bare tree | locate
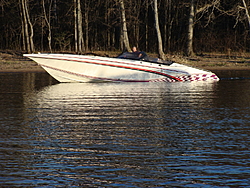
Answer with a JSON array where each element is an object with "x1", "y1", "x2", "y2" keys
[
  {"x1": 42, "y1": 0, "x2": 52, "y2": 52},
  {"x1": 1, "y1": 0, "x2": 250, "y2": 54},
  {"x1": 20, "y1": 0, "x2": 34, "y2": 53},
  {"x1": 74, "y1": 0, "x2": 85, "y2": 53},
  {"x1": 151, "y1": 0, "x2": 165, "y2": 60},
  {"x1": 144, "y1": 0, "x2": 149, "y2": 51},
  {"x1": 186, "y1": 0, "x2": 195, "y2": 56},
  {"x1": 186, "y1": 0, "x2": 220, "y2": 56},
  {"x1": 164, "y1": 0, "x2": 174, "y2": 53},
  {"x1": 119, "y1": 0, "x2": 131, "y2": 52},
  {"x1": 83, "y1": 0, "x2": 90, "y2": 51}
]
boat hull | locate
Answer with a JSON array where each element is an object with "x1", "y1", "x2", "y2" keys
[{"x1": 24, "y1": 54, "x2": 219, "y2": 82}]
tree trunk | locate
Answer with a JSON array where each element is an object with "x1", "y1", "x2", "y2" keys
[
  {"x1": 164, "y1": 0, "x2": 173, "y2": 53},
  {"x1": 77, "y1": 0, "x2": 84, "y2": 53},
  {"x1": 22, "y1": 0, "x2": 30, "y2": 52},
  {"x1": 42, "y1": 0, "x2": 52, "y2": 52},
  {"x1": 19, "y1": 1, "x2": 26, "y2": 51},
  {"x1": 20, "y1": 0, "x2": 34, "y2": 53},
  {"x1": 119, "y1": 0, "x2": 131, "y2": 52},
  {"x1": 186, "y1": 0, "x2": 195, "y2": 56},
  {"x1": 74, "y1": 0, "x2": 78, "y2": 52},
  {"x1": 25, "y1": 0, "x2": 34, "y2": 52},
  {"x1": 74, "y1": 0, "x2": 85, "y2": 53},
  {"x1": 84, "y1": 1, "x2": 89, "y2": 51},
  {"x1": 145, "y1": 0, "x2": 148, "y2": 52},
  {"x1": 152, "y1": 0, "x2": 165, "y2": 60}
]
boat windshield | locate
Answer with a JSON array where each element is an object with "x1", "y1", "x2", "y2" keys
[{"x1": 117, "y1": 52, "x2": 173, "y2": 65}]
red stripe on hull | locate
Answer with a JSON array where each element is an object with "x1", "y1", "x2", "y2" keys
[{"x1": 36, "y1": 56, "x2": 182, "y2": 82}]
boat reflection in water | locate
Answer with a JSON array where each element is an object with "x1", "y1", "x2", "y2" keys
[
  {"x1": 31, "y1": 81, "x2": 218, "y2": 125},
  {"x1": 26, "y1": 82, "x2": 221, "y2": 183}
]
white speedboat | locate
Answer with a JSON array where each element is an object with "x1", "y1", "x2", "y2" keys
[{"x1": 24, "y1": 52, "x2": 219, "y2": 82}]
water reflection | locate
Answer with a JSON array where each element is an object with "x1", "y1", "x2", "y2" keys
[
  {"x1": 29, "y1": 81, "x2": 219, "y2": 131},
  {"x1": 0, "y1": 72, "x2": 250, "y2": 187}
]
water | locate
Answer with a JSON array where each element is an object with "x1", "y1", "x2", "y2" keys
[{"x1": 0, "y1": 71, "x2": 250, "y2": 187}]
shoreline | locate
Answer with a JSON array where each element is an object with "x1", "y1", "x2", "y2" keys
[
  {"x1": 1, "y1": 50, "x2": 250, "y2": 73},
  {"x1": 1, "y1": 63, "x2": 250, "y2": 74},
  {"x1": 1, "y1": 61, "x2": 250, "y2": 73},
  {"x1": 0, "y1": 61, "x2": 46, "y2": 73}
]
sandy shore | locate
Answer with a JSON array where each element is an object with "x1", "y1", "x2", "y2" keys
[
  {"x1": 0, "y1": 61, "x2": 45, "y2": 72},
  {"x1": 1, "y1": 50, "x2": 250, "y2": 72},
  {"x1": 0, "y1": 51, "x2": 45, "y2": 73}
]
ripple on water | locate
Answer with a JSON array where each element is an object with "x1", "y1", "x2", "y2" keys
[{"x1": 0, "y1": 77, "x2": 250, "y2": 187}]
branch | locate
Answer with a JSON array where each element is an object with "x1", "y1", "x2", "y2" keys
[
  {"x1": 196, "y1": 0, "x2": 220, "y2": 14},
  {"x1": 195, "y1": 0, "x2": 220, "y2": 26},
  {"x1": 242, "y1": 0, "x2": 250, "y2": 29}
]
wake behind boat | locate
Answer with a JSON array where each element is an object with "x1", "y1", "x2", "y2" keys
[{"x1": 23, "y1": 52, "x2": 219, "y2": 82}]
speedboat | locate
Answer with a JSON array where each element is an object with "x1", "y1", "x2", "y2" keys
[{"x1": 24, "y1": 52, "x2": 219, "y2": 82}]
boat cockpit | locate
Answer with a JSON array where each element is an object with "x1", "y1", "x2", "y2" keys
[{"x1": 117, "y1": 52, "x2": 173, "y2": 66}]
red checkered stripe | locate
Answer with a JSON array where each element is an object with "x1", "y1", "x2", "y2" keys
[
  {"x1": 178, "y1": 74, "x2": 219, "y2": 81},
  {"x1": 150, "y1": 74, "x2": 219, "y2": 82},
  {"x1": 150, "y1": 77, "x2": 176, "y2": 82}
]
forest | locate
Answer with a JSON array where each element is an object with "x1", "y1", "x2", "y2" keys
[{"x1": 0, "y1": 0, "x2": 250, "y2": 57}]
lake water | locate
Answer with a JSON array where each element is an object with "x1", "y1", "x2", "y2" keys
[{"x1": 0, "y1": 71, "x2": 250, "y2": 187}]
